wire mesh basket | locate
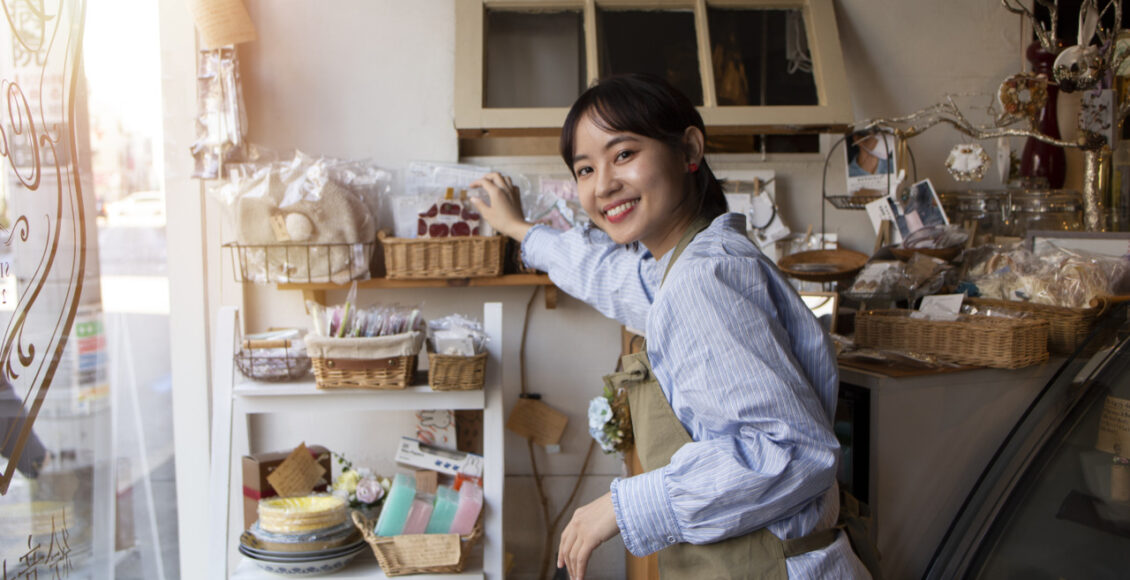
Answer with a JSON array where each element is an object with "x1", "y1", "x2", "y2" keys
[
  {"x1": 234, "y1": 339, "x2": 312, "y2": 382},
  {"x1": 225, "y1": 241, "x2": 377, "y2": 284}
]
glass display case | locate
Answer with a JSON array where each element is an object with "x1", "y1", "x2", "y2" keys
[{"x1": 926, "y1": 303, "x2": 1130, "y2": 579}]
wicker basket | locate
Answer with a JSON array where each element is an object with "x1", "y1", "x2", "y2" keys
[
  {"x1": 964, "y1": 297, "x2": 1100, "y2": 355},
  {"x1": 351, "y1": 511, "x2": 482, "y2": 576},
  {"x1": 854, "y1": 309, "x2": 1049, "y2": 369},
  {"x1": 379, "y1": 231, "x2": 505, "y2": 279},
  {"x1": 428, "y1": 351, "x2": 487, "y2": 391},
  {"x1": 307, "y1": 333, "x2": 423, "y2": 390}
]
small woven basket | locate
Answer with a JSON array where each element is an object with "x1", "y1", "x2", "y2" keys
[
  {"x1": 427, "y1": 351, "x2": 487, "y2": 391},
  {"x1": 379, "y1": 231, "x2": 505, "y2": 279},
  {"x1": 307, "y1": 333, "x2": 423, "y2": 390},
  {"x1": 351, "y1": 511, "x2": 482, "y2": 576},
  {"x1": 854, "y1": 309, "x2": 1049, "y2": 369},
  {"x1": 964, "y1": 297, "x2": 1100, "y2": 355}
]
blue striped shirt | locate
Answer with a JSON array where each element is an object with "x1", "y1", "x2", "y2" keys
[{"x1": 523, "y1": 213, "x2": 869, "y2": 578}]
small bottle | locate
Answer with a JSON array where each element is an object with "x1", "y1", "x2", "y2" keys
[
  {"x1": 374, "y1": 473, "x2": 416, "y2": 536},
  {"x1": 426, "y1": 485, "x2": 460, "y2": 534},
  {"x1": 402, "y1": 493, "x2": 435, "y2": 534}
]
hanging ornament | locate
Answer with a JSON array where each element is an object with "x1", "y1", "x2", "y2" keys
[
  {"x1": 1052, "y1": 0, "x2": 1103, "y2": 93},
  {"x1": 946, "y1": 143, "x2": 992, "y2": 182}
]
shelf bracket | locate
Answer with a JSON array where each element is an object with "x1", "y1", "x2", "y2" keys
[
  {"x1": 302, "y1": 289, "x2": 327, "y2": 312},
  {"x1": 544, "y1": 285, "x2": 558, "y2": 310}
]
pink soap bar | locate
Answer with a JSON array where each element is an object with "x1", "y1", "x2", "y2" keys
[
  {"x1": 402, "y1": 494, "x2": 435, "y2": 534},
  {"x1": 449, "y1": 483, "x2": 482, "y2": 535}
]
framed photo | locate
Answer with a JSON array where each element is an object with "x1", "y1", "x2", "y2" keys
[{"x1": 800, "y1": 291, "x2": 839, "y2": 334}]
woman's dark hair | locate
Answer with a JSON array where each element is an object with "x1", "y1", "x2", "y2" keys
[{"x1": 560, "y1": 73, "x2": 727, "y2": 221}]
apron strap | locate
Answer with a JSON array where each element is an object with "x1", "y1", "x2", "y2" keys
[{"x1": 660, "y1": 217, "x2": 713, "y2": 287}]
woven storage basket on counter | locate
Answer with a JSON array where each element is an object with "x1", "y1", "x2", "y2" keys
[
  {"x1": 378, "y1": 231, "x2": 504, "y2": 279},
  {"x1": 964, "y1": 297, "x2": 1100, "y2": 355},
  {"x1": 351, "y1": 511, "x2": 482, "y2": 576},
  {"x1": 427, "y1": 351, "x2": 487, "y2": 391},
  {"x1": 854, "y1": 309, "x2": 1049, "y2": 369},
  {"x1": 306, "y1": 332, "x2": 424, "y2": 389}
]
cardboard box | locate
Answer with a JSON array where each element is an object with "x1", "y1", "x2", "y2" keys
[
  {"x1": 242, "y1": 444, "x2": 332, "y2": 528},
  {"x1": 395, "y1": 437, "x2": 482, "y2": 477}
]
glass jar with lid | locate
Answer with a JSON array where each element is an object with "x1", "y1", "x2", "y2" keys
[
  {"x1": 937, "y1": 190, "x2": 1010, "y2": 236},
  {"x1": 1005, "y1": 189, "x2": 1083, "y2": 237}
]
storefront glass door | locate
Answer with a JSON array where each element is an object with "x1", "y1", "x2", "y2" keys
[{"x1": 0, "y1": 1, "x2": 177, "y2": 578}]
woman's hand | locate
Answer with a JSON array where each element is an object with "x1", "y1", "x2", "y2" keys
[
  {"x1": 468, "y1": 172, "x2": 532, "y2": 242},
  {"x1": 557, "y1": 491, "x2": 619, "y2": 580}
]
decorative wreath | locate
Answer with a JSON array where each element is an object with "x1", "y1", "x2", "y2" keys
[
  {"x1": 997, "y1": 73, "x2": 1048, "y2": 120},
  {"x1": 945, "y1": 143, "x2": 992, "y2": 182}
]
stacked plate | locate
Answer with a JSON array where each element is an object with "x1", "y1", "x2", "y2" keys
[
  {"x1": 240, "y1": 517, "x2": 366, "y2": 576},
  {"x1": 238, "y1": 538, "x2": 366, "y2": 577}
]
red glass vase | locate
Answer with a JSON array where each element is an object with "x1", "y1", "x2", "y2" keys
[{"x1": 1019, "y1": 41, "x2": 1066, "y2": 189}]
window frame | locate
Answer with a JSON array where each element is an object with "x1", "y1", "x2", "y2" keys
[{"x1": 455, "y1": 0, "x2": 853, "y2": 137}]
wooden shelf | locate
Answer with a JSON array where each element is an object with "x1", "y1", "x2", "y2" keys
[{"x1": 278, "y1": 274, "x2": 558, "y2": 308}]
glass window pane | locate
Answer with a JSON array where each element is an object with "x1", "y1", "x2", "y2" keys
[
  {"x1": 598, "y1": 9, "x2": 702, "y2": 105},
  {"x1": 485, "y1": 10, "x2": 586, "y2": 108},
  {"x1": 708, "y1": 7, "x2": 818, "y2": 106}
]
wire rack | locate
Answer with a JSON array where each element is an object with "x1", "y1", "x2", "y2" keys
[{"x1": 224, "y1": 241, "x2": 377, "y2": 284}]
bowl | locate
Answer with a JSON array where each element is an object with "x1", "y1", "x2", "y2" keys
[
  {"x1": 777, "y1": 249, "x2": 869, "y2": 283},
  {"x1": 888, "y1": 245, "x2": 962, "y2": 262},
  {"x1": 239, "y1": 542, "x2": 366, "y2": 576}
]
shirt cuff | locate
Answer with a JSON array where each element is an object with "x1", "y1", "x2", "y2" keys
[
  {"x1": 611, "y1": 471, "x2": 683, "y2": 557},
  {"x1": 519, "y1": 224, "x2": 555, "y2": 271}
]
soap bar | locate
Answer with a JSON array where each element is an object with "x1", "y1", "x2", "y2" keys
[
  {"x1": 426, "y1": 485, "x2": 459, "y2": 534},
  {"x1": 402, "y1": 493, "x2": 435, "y2": 534},
  {"x1": 374, "y1": 473, "x2": 416, "y2": 536},
  {"x1": 449, "y1": 483, "x2": 483, "y2": 535}
]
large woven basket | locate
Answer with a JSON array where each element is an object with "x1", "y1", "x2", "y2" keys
[
  {"x1": 964, "y1": 297, "x2": 1100, "y2": 355},
  {"x1": 351, "y1": 511, "x2": 482, "y2": 576},
  {"x1": 427, "y1": 351, "x2": 487, "y2": 391},
  {"x1": 306, "y1": 333, "x2": 423, "y2": 390},
  {"x1": 854, "y1": 309, "x2": 1049, "y2": 369},
  {"x1": 379, "y1": 231, "x2": 504, "y2": 279}
]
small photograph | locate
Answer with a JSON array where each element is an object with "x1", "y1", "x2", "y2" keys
[
  {"x1": 846, "y1": 130, "x2": 898, "y2": 198},
  {"x1": 903, "y1": 178, "x2": 949, "y2": 235}
]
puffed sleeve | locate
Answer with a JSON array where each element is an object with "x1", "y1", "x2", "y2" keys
[{"x1": 521, "y1": 224, "x2": 652, "y2": 330}]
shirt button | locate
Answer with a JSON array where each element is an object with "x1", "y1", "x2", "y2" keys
[{"x1": 666, "y1": 536, "x2": 676, "y2": 543}]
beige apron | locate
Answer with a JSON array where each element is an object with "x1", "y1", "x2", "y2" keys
[{"x1": 603, "y1": 218, "x2": 837, "y2": 579}]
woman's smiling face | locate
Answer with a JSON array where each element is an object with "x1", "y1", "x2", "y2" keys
[{"x1": 571, "y1": 113, "x2": 695, "y2": 258}]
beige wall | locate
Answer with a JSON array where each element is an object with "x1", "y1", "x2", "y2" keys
[{"x1": 228, "y1": 1, "x2": 1027, "y2": 578}]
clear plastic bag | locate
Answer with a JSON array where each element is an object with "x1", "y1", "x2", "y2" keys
[
  {"x1": 963, "y1": 242, "x2": 1130, "y2": 308},
  {"x1": 212, "y1": 152, "x2": 390, "y2": 283}
]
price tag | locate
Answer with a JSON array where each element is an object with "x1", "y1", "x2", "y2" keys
[
  {"x1": 269, "y1": 214, "x2": 291, "y2": 242},
  {"x1": 506, "y1": 398, "x2": 568, "y2": 447},
  {"x1": 267, "y1": 442, "x2": 326, "y2": 497}
]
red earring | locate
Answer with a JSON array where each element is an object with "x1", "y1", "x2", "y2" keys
[{"x1": 688, "y1": 162, "x2": 699, "y2": 173}]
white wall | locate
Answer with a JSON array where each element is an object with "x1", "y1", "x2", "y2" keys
[{"x1": 225, "y1": 1, "x2": 1028, "y2": 579}]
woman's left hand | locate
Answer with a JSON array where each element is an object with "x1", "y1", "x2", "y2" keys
[{"x1": 557, "y1": 491, "x2": 619, "y2": 580}]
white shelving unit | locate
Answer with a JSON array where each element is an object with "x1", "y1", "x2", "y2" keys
[{"x1": 208, "y1": 303, "x2": 505, "y2": 579}]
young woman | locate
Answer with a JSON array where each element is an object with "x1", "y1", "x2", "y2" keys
[{"x1": 470, "y1": 74, "x2": 869, "y2": 579}]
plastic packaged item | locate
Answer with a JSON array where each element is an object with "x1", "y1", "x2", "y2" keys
[
  {"x1": 375, "y1": 473, "x2": 416, "y2": 536},
  {"x1": 212, "y1": 151, "x2": 390, "y2": 283},
  {"x1": 426, "y1": 486, "x2": 459, "y2": 534},
  {"x1": 428, "y1": 314, "x2": 487, "y2": 356},
  {"x1": 402, "y1": 493, "x2": 435, "y2": 534},
  {"x1": 418, "y1": 188, "x2": 482, "y2": 238},
  {"x1": 257, "y1": 494, "x2": 347, "y2": 534},
  {"x1": 449, "y1": 483, "x2": 483, "y2": 535}
]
